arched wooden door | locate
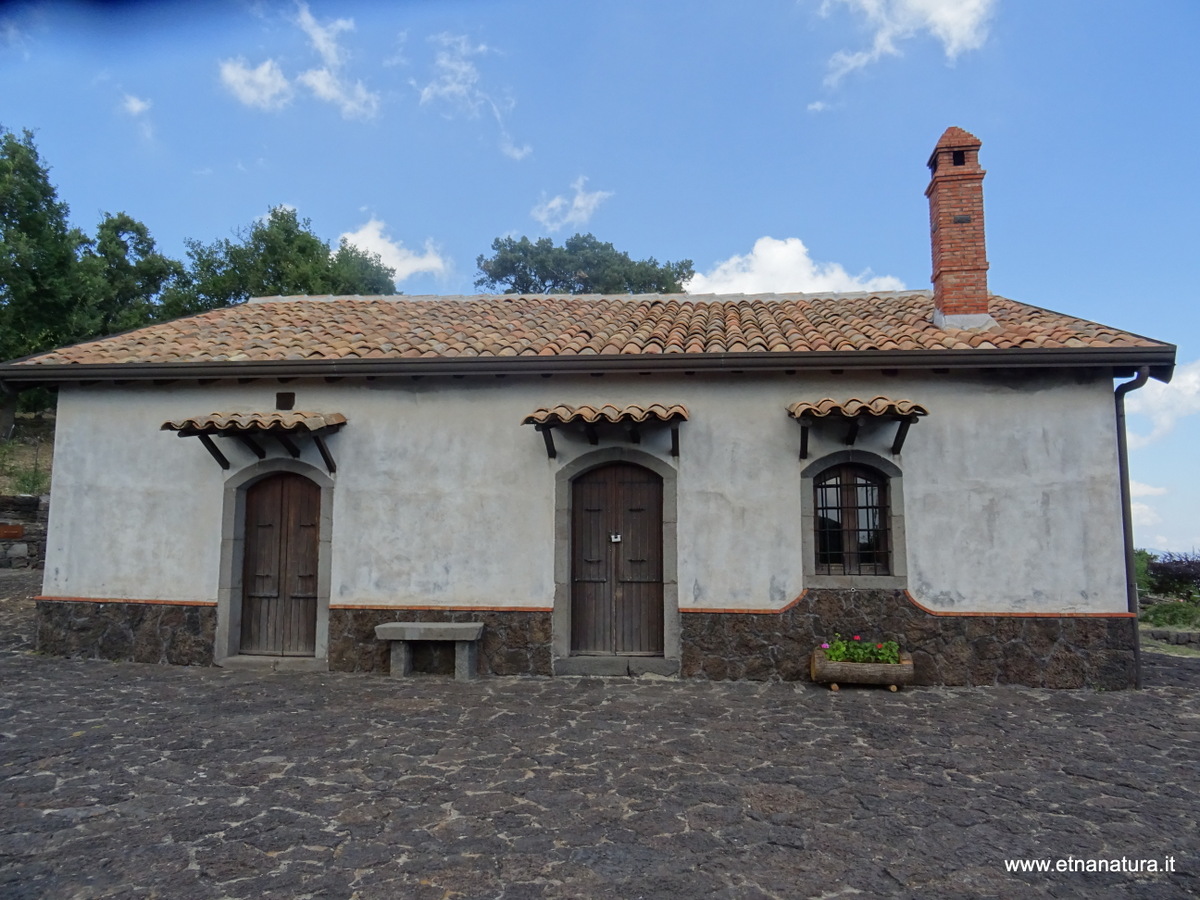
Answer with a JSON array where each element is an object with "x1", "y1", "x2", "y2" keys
[
  {"x1": 571, "y1": 463, "x2": 664, "y2": 656},
  {"x1": 240, "y1": 472, "x2": 320, "y2": 656}
]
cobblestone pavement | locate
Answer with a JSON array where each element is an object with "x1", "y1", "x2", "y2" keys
[{"x1": 2, "y1": 571, "x2": 1199, "y2": 899}]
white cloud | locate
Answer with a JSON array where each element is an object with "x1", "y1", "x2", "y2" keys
[
  {"x1": 1132, "y1": 502, "x2": 1161, "y2": 528},
  {"x1": 121, "y1": 94, "x2": 150, "y2": 116},
  {"x1": 820, "y1": 0, "x2": 996, "y2": 85},
  {"x1": 1126, "y1": 359, "x2": 1200, "y2": 448},
  {"x1": 500, "y1": 134, "x2": 533, "y2": 161},
  {"x1": 219, "y1": 4, "x2": 378, "y2": 119},
  {"x1": 531, "y1": 177, "x2": 613, "y2": 232},
  {"x1": 416, "y1": 33, "x2": 530, "y2": 159},
  {"x1": 807, "y1": 100, "x2": 829, "y2": 113},
  {"x1": 294, "y1": 1, "x2": 352, "y2": 69},
  {"x1": 120, "y1": 93, "x2": 154, "y2": 140},
  {"x1": 1130, "y1": 481, "x2": 1167, "y2": 498},
  {"x1": 687, "y1": 236, "x2": 905, "y2": 294},
  {"x1": 417, "y1": 33, "x2": 489, "y2": 114},
  {"x1": 339, "y1": 218, "x2": 447, "y2": 283},
  {"x1": 297, "y1": 67, "x2": 379, "y2": 119},
  {"x1": 220, "y1": 57, "x2": 293, "y2": 110},
  {"x1": 293, "y1": 2, "x2": 379, "y2": 119}
]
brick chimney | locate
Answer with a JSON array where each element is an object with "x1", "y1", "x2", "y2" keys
[{"x1": 926, "y1": 126, "x2": 995, "y2": 329}]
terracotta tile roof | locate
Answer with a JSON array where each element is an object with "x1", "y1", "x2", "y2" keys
[
  {"x1": 161, "y1": 411, "x2": 347, "y2": 433},
  {"x1": 7, "y1": 291, "x2": 1171, "y2": 369},
  {"x1": 787, "y1": 397, "x2": 929, "y2": 420},
  {"x1": 523, "y1": 403, "x2": 689, "y2": 426}
]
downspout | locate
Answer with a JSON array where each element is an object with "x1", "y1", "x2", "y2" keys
[{"x1": 1114, "y1": 367, "x2": 1150, "y2": 689}]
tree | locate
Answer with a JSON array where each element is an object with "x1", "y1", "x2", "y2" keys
[
  {"x1": 1148, "y1": 552, "x2": 1200, "y2": 601},
  {"x1": 76, "y1": 212, "x2": 184, "y2": 336},
  {"x1": 0, "y1": 126, "x2": 93, "y2": 431},
  {"x1": 159, "y1": 206, "x2": 396, "y2": 318},
  {"x1": 475, "y1": 233, "x2": 694, "y2": 295},
  {"x1": 0, "y1": 127, "x2": 90, "y2": 361}
]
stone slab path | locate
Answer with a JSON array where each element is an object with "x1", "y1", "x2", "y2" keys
[{"x1": 2, "y1": 571, "x2": 1198, "y2": 899}]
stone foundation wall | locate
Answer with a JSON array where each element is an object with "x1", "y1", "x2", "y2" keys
[
  {"x1": 328, "y1": 608, "x2": 553, "y2": 676},
  {"x1": 0, "y1": 495, "x2": 48, "y2": 569},
  {"x1": 32, "y1": 591, "x2": 1136, "y2": 688},
  {"x1": 681, "y1": 589, "x2": 1137, "y2": 690},
  {"x1": 36, "y1": 600, "x2": 216, "y2": 666}
]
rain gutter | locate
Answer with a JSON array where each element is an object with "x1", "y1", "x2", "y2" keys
[{"x1": 1114, "y1": 367, "x2": 1151, "y2": 689}]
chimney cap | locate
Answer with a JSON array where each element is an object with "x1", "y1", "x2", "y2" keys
[
  {"x1": 934, "y1": 126, "x2": 982, "y2": 150},
  {"x1": 927, "y1": 126, "x2": 983, "y2": 172}
]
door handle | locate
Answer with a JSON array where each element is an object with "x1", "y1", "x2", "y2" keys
[{"x1": 610, "y1": 533, "x2": 622, "y2": 543}]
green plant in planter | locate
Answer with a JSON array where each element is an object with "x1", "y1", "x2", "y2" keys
[{"x1": 821, "y1": 633, "x2": 901, "y2": 665}]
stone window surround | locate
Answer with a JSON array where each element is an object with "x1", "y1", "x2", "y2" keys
[
  {"x1": 214, "y1": 458, "x2": 335, "y2": 670},
  {"x1": 801, "y1": 449, "x2": 907, "y2": 590},
  {"x1": 552, "y1": 447, "x2": 681, "y2": 676}
]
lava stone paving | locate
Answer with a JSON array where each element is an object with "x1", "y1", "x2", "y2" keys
[{"x1": 2, "y1": 572, "x2": 1198, "y2": 899}]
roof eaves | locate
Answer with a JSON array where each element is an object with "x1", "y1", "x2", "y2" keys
[{"x1": 0, "y1": 344, "x2": 1177, "y2": 387}]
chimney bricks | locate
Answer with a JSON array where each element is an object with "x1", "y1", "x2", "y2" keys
[{"x1": 926, "y1": 127, "x2": 995, "y2": 330}]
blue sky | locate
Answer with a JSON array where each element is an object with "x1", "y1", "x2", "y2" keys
[{"x1": 2, "y1": 0, "x2": 1198, "y2": 551}]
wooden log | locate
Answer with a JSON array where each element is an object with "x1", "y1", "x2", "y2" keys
[{"x1": 810, "y1": 649, "x2": 914, "y2": 689}]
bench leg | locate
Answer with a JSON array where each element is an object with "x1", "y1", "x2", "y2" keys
[
  {"x1": 455, "y1": 640, "x2": 478, "y2": 681},
  {"x1": 389, "y1": 641, "x2": 413, "y2": 677}
]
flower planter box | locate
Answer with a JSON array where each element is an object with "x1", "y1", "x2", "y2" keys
[{"x1": 810, "y1": 649, "x2": 914, "y2": 691}]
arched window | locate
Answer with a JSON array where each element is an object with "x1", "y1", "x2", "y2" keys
[{"x1": 813, "y1": 464, "x2": 891, "y2": 576}]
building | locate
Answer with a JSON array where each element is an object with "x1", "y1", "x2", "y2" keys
[{"x1": 0, "y1": 127, "x2": 1175, "y2": 687}]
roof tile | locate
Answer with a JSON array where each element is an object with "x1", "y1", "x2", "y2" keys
[{"x1": 9, "y1": 292, "x2": 1170, "y2": 369}]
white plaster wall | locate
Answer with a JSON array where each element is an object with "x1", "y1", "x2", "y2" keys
[{"x1": 45, "y1": 368, "x2": 1126, "y2": 613}]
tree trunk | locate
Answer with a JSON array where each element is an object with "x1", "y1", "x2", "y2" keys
[{"x1": 0, "y1": 388, "x2": 16, "y2": 440}]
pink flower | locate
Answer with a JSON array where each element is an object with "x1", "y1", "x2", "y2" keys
[
  {"x1": 853, "y1": 635, "x2": 861, "y2": 641},
  {"x1": 877, "y1": 643, "x2": 884, "y2": 649},
  {"x1": 821, "y1": 643, "x2": 830, "y2": 649}
]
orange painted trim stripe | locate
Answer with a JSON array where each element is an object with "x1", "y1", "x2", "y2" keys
[
  {"x1": 36, "y1": 595, "x2": 218, "y2": 608},
  {"x1": 681, "y1": 591, "x2": 809, "y2": 615},
  {"x1": 329, "y1": 603, "x2": 553, "y2": 612},
  {"x1": 901, "y1": 590, "x2": 1135, "y2": 618},
  {"x1": 679, "y1": 589, "x2": 1133, "y2": 618}
]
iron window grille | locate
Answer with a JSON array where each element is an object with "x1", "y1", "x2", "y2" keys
[{"x1": 814, "y1": 464, "x2": 891, "y2": 576}]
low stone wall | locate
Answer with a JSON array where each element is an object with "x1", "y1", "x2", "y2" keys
[
  {"x1": 36, "y1": 600, "x2": 216, "y2": 666},
  {"x1": 328, "y1": 608, "x2": 553, "y2": 676},
  {"x1": 680, "y1": 589, "x2": 1137, "y2": 690},
  {"x1": 0, "y1": 495, "x2": 48, "y2": 570},
  {"x1": 1145, "y1": 628, "x2": 1200, "y2": 646}
]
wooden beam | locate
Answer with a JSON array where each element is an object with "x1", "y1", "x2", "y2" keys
[
  {"x1": 670, "y1": 423, "x2": 680, "y2": 457},
  {"x1": 584, "y1": 423, "x2": 599, "y2": 445},
  {"x1": 197, "y1": 434, "x2": 230, "y2": 470},
  {"x1": 235, "y1": 433, "x2": 266, "y2": 459},
  {"x1": 843, "y1": 417, "x2": 861, "y2": 447},
  {"x1": 314, "y1": 435, "x2": 337, "y2": 474},
  {"x1": 799, "y1": 420, "x2": 811, "y2": 460},
  {"x1": 891, "y1": 416, "x2": 917, "y2": 455},
  {"x1": 536, "y1": 424, "x2": 557, "y2": 459},
  {"x1": 274, "y1": 432, "x2": 301, "y2": 458},
  {"x1": 627, "y1": 423, "x2": 641, "y2": 444}
]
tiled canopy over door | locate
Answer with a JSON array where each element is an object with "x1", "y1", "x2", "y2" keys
[
  {"x1": 240, "y1": 473, "x2": 320, "y2": 656},
  {"x1": 571, "y1": 463, "x2": 664, "y2": 656}
]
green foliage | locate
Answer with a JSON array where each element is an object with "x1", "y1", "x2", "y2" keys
[
  {"x1": 10, "y1": 464, "x2": 49, "y2": 496},
  {"x1": 821, "y1": 634, "x2": 901, "y2": 664},
  {"x1": 1140, "y1": 600, "x2": 1200, "y2": 630},
  {"x1": 1148, "y1": 551, "x2": 1200, "y2": 601},
  {"x1": 1134, "y1": 549, "x2": 1156, "y2": 597},
  {"x1": 475, "y1": 233, "x2": 694, "y2": 295},
  {"x1": 77, "y1": 212, "x2": 184, "y2": 335},
  {"x1": 159, "y1": 207, "x2": 397, "y2": 318},
  {"x1": 0, "y1": 126, "x2": 92, "y2": 361}
]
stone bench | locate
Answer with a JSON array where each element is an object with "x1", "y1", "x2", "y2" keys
[{"x1": 374, "y1": 622, "x2": 484, "y2": 681}]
